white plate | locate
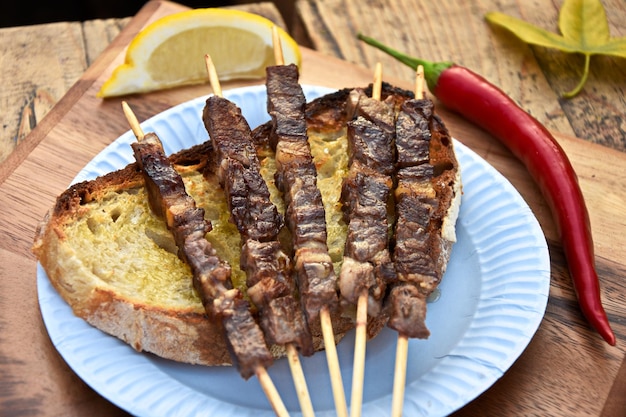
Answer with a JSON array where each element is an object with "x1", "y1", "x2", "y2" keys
[{"x1": 38, "y1": 84, "x2": 550, "y2": 417}]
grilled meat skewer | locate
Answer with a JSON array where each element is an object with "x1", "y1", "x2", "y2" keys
[
  {"x1": 265, "y1": 63, "x2": 339, "y2": 322},
  {"x1": 339, "y1": 87, "x2": 397, "y2": 318},
  {"x1": 388, "y1": 97, "x2": 442, "y2": 339},
  {"x1": 266, "y1": 61, "x2": 347, "y2": 417},
  {"x1": 203, "y1": 94, "x2": 313, "y2": 355},
  {"x1": 388, "y1": 67, "x2": 460, "y2": 417},
  {"x1": 341, "y1": 66, "x2": 399, "y2": 417},
  {"x1": 125, "y1": 105, "x2": 273, "y2": 380}
]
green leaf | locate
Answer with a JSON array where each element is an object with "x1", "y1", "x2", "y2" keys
[{"x1": 485, "y1": 0, "x2": 626, "y2": 98}]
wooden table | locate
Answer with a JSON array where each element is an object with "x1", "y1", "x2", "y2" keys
[{"x1": 1, "y1": 1, "x2": 625, "y2": 416}]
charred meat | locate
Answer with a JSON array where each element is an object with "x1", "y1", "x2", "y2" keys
[
  {"x1": 131, "y1": 132, "x2": 273, "y2": 378},
  {"x1": 203, "y1": 96, "x2": 283, "y2": 242},
  {"x1": 203, "y1": 95, "x2": 313, "y2": 355},
  {"x1": 388, "y1": 98, "x2": 441, "y2": 339},
  {"x1": 339, "y1": 88, "x2": 397, "y2": 317},
  {"x1": 266, "y1": 63, "x2": 339, "y2": 322}
]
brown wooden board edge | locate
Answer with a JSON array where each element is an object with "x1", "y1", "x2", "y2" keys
[{"x1": 0, "y1": 1, "x2": 169, "y2": 185}]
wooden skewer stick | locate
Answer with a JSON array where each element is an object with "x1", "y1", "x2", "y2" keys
[
  {"x1": 205, "y1": 53, "x2": 317, "y2": 417},
  {"x1": 320, "y1": 306, "x2": 348, "y2": 417},
  {"x1": 286, "y1": 347, "x2": 315, "y2": 417},
  {"x1": 272, "y1": 26, "x2": 285, "y2": 66},
  {"x1": 390, "y1": 334, "x2": 409, "y2": 417},
  {"x1": 271, "y1": 29, "x2": 348, "y2": 417},
  {"x1": 255, "y1": 366, "x2": 291, "y2": 417},
  {"x1": 285, "y1": 344, "x2": 315, "y2": 417},
  {"x1": 348, "y1": 60, "x2": 383, "y2": 417},
  {"x1": 390, "y1": 64, "x2": 425, "y2": 417},
  {"x1": 121, "y1": 101, "x2": 144, "y2": 141},
  {"x1": 371, "y1": 61, "x2": 383, "y2": 101},
  {"x1": 414, "y1": 64, "x2": 425, "y2": 100},
  {"x1": 350, "y1": 291, "x2": 369, "y2": 417},
  {"x1": 204, "y1": 54, "x2": 222, "y2": 98}
]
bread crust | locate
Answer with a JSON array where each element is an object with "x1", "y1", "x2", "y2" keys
[{"x1": 33, "y1": 84, "x2": 459, "y2": 366}]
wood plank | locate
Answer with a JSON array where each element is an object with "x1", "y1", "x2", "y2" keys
[
  {"x1": 0, "y1": 22, "x2": 86, "y2": 163},
  {"x1": 294, "y1": 0, "x2": 626, "y2": 152},
  {"x1": 82, "y1": 18, "x2": 131, "y2": 66}
]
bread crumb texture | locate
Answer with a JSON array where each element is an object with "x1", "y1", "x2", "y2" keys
[{"x1": 59, "y1": 169, "x2": 248, "y2": 311}]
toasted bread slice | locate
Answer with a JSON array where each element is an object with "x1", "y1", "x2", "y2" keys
[{"x1": 33, "y1": 83, "x2": 460, "y2": 366}]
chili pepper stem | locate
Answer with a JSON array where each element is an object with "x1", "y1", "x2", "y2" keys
[{"x1": 357, "y1": 33, "x2": 453, "y2": 93}]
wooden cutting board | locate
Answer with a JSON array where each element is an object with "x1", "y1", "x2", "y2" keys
[{"x1": 0, "y1": 1, "x2": 624, "y2": 416}]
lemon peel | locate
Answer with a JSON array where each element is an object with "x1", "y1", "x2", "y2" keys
[{"x1": 98, "y1": 8, "x2": 301, "y2": 98}]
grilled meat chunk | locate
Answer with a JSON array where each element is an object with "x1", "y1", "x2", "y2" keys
[
  {"x1": 346, "y1": 89, "x2": 396, "y2": 154},
  {"x1": 217, "y1": 290, "x2": 275, "y2": 377},
  {"x1": 386, "y1": 283, "x2": 429, "y2": 339},
  {"x1": 203, "y1": 96, "x2": 283, "y2": 242},
  {"x1": 394, "y1": 164, "x2": 439, "y2": 290},
  {"x1": 345, "y1": 116, "x2": 395, "y2": 173},
  {"x1": 341, "y1": 168, "x2": 392, "y2": 263},
  {"x1": 241, "y1": 239, "x2": 312, "y2": 353},
  {"x1": 395, "y1": 98, "x2": 433, "y2": 169},
  {"x1": 388, "y1": 98, "x2": 443, "y2": 338},
  {"x1": 203, "y1": 95, "x2": 313, "y2": 355},
  {"x1": 132, "y1": 132, "x2": 273, "y2": 378},
  {"x1": 339, "y1": 89, "x2": 396, "y2": 317},
  {"x1": 266, "y1": 63, "x2": 339, "y2": 321}
]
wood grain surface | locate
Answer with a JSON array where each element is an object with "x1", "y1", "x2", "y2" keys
[
  {"x1": 0, "y1": 2, "x2": 285, "y2": 173},
  {"x1": 0, "y1": 18, "x2": 126, "y2": 165},
  {"x1": 0, "y1": 1, "x2": 625, "y2": 416},
  {"x1": 295, "y1": 0, "x2": 626, "y2": 152}
]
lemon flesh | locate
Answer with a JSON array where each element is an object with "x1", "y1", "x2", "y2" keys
[
  {"x1": 148, "y1": 27, "x2": 273, "y2": 83},
  {"x1": 98, "y1": 8, "x2": 301, "y2": 98}
]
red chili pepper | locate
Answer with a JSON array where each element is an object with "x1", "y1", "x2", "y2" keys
[{"x1": 357, "y1": 34, "x2": 616, "y2": 346}]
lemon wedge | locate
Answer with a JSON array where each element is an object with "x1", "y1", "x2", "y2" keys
[{"x1": 97, "y1": 8, "x2": 301, "y2": 97}]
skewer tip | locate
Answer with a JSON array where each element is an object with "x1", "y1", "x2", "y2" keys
[
  {"x1": 286, "y1": 344, "x2": 316, "y2": 417},
  {"x1": 415, "y1": 65, "x2": 425, "y2": 100},
  {"x1": 121, "y1": 101, "x2": 144, "y2": 141},
  {"x1": 391, "y1": 334, "x2": 409, "y2": 417},
  {"x1": 204, "y1": 54, "x2": 223, "y2": 98},
  {"x1": 372, "y1": 62, "x2": 383, "y2": 101},
  {"x1": 350, "y1": 292, "x2": 369, "y2": 417},
  {"x1": 272, "y1": 26, "x2": 285, "y2": 66},
  {"x1": 320, "y1": 307, "x2": 348, "y2": 417}
]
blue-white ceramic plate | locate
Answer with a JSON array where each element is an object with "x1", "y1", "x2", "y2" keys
[{"x1": 38, "y1": 84, "x2": 550, "y2": 417}]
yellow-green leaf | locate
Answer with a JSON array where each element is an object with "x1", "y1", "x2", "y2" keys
[
  {"x1": 485, "y1": 0, "x2": 626, "y2": 98},
  {"x1": 485, "y1": 12, "x2": 580, "y2": 52},
  {"x1": 598, "y1": 38, "x2": 626, "y2": 58},
  {"x1": 559, "y1": 0, "x2": 610, "y2": 47}
]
